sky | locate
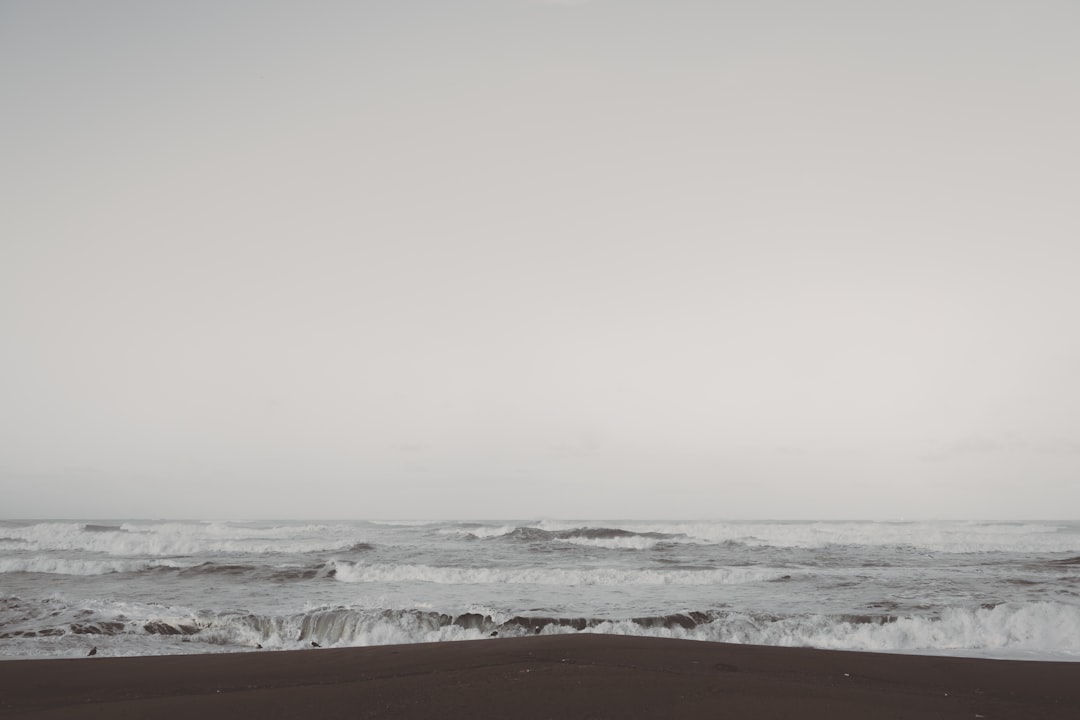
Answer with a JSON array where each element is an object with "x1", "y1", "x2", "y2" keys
[{"x1": 2, "y1": 0, "x2": 1079, "y2": 520}]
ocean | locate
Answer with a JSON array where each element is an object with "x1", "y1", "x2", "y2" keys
[{"x1": 2, "y1": 519, "x2": 1078, "y2": 661}]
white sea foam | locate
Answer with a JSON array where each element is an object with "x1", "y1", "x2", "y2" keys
[
  {"x1": 0, "y1": 595, "x2": 202, "y2": 642},
  {"x1": 0, "y1": 558, "x2": 186, "y2": 575},
  {"x1": 438, "y1": 525, "x2": 518, "y2": 539},
  {"x1": 534, "y1": 520, "x2": 1080, "y2": 553},
  {"x1": 5, "y1": 594, "x2": 1077, "y2": 662},
  {"x1": 0, "y1": 522, "x2": 364, "y2": 556},
  {"x1": 588, "y1": 602, "x2": 1080, "y2": 658},
  {"x1": 288, "y1": 602, "x2": 1080, "y2": 657},
  {"x1": 555, "y1": 535, "x2": 665, "y2": 550},
  {"x1": 331, "y1": 561, "x2": 784, "y2": 586},
  {"x1": 4, "y1": 519, "x2": 1079, "y2": 662}
]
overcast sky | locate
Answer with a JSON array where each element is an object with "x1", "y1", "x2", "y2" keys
[{"x1": 3, "y1": 0, "x2": 1078, "y2": 520}]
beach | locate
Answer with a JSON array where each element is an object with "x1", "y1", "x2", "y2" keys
[{"x1": 2, "y1": 635, "x2": 1078, "y2": 719}]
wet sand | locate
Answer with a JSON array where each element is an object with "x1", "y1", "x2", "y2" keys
[{"x1": 2, "y1": 635, "x2": 1078, "y2": 719}]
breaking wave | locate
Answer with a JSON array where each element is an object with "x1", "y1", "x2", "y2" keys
[
  {"x1": 5, "y1": 597, "x2": 1077, "y2": 660},
  {"x1": 556, "y1": 535, "x2": 667, "y2": 550},
  {"x1": 429, "y1": 520, "x2": 1080, "y2": 554},
  {"x1": 443, "y1": 524, "x2": 685, "y2": 550},
  {"x1": 527, "y1": 520, "x2": 1080, "y2": 554}
]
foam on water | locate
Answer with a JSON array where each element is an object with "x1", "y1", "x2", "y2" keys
[
  {"x1": 593, "y1": 602, "x2": 1080, "y2": 659},
  {"x1": 0, "y1": 558, "x2": 188, "y2": 575},
  {"x1": 330, "y1": 561, "x2": 786, "y2": 586},
  {"x1": 555, "y1": 535, "x2": 665, "y2": 550},
  {"x1": 532, "y1": 520, "x2": 1080, "y2": 553},
  {"x1": 3, "y1": 519, "x2": 1078, "y2": 661},
  {"x1": 0, "y1": 522, "x2": 365, "y2": 556},
  {"x1": 6, "y1": 595, "x2": 1076, "y2": 662},
  {"x1": 439, "y1": 525, "x2": 518, "y2": 539},
  {"x1": 444, "y1": 524, "x2": 691, "y2": 549},
  {"x1": 233, "y1": 601, "x2": 1080, "y2": 659}
]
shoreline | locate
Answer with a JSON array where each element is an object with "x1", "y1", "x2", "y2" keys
[{"x1": 2, "y1": 635, "x2": 1079, "y2": 719}]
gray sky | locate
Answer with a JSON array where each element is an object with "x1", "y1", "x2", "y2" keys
[{"x1": 3, "y1": 0, "x2": 1078, "y2": 520}]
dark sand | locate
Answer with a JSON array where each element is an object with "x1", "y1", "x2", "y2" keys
[{"x1": 2, "y1": 635, "x2": 1078, "y2": 719}]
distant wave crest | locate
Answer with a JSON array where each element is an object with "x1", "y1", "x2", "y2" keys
[
  {"x1": 0, "y1": 522, "x2": 366, "y2": 556},
  {"x1": 442, "y1": 524, "x2": 686, "y2": 550},
  {"x1": 0, "y1": 558, "x2": 186, "y2": 576},
  {"x1": 329, "y1": 560, "x2": 787, "y2": 586},
  {"x1": 526, "y1": 520, "x2": 1080, "y2": 554},
  {"x1": 432, "y1": 520, "x2": 1080, "y2": 553}
]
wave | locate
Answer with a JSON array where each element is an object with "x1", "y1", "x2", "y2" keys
[
  {"x1": 0, "y1": 558, "x2": 187, "y2": 576},
  {"x1": 432, "y1": 520, "x2": 1080, "y2": 553},
  {"x1": 330, "y1": 561, "x2": 786, "y2": 586},
  {"x1": 0, "y1": 555, "x2": 349, "y2": 580},
  {"x1": 556, "y1": 535, "x2": 668, "y2": 550},
  {"x1": 0, "y1": 596, "x2": 209, "y2": 642},
  {"x1": 11, "y1": 519, "x2": 1074, "y2": 555},
  {"x1": 0, "y1": 522, "x2": 367, "y2": 556},
  {"x1": 5, "y1": 598, "x2": 1077, "y2": 660},
  {"x1": 442, "y1": 524, "x2": 686, "y2": 551},
  {"x1": 544, "y1": 527, "x2": 681, "y2": 551},
  {"x1": 439, "y1": 524, "x2": 519, "y2": 539},
  {"x1": 551, "y1": 528, "x2": 683, "y2": 550},
  {"x1": 528, "y1": 520, "x2": 1080, "y2": 554},
  {"x1": 1051, "y1": 556, "x2": 1080, "y2": 566}
]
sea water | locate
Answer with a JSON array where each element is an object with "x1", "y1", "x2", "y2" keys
[{"x1": 2, "y1": 519, "x2": 1078, "y2": 661}]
